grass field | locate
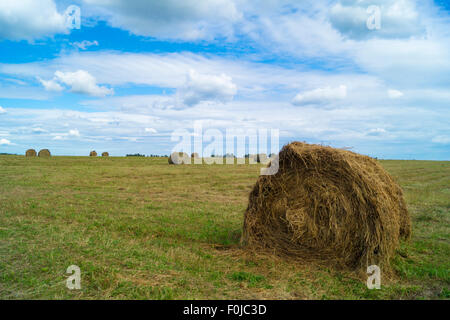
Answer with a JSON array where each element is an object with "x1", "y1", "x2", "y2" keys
[{"x1": 0, "y1": 155, "x2": 448, "y2": 299}]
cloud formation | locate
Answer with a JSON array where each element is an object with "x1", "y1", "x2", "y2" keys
[
  {"x1": 0, "y1": 138, "x2": 11, "y2": 145},
  {"x1": 179, "y1": 70, "x2": 237, "y2": 106},
  {"x1": 292, "y1": 85, "x2": 347, "y2": 106},
  {"x1": 330, "y1": 0, "x2": 425, "y2": 40},
  {"x1": 387, "y1": 89, "x2": 403, "y2": 99},
  {"x1": 0, "y1": 1, "x2": 449, "y2": 159},
  {"x1": 38, "y1": 77, "x2": 64, "y2": 92},
  {"x1": 0, "y1": 0, "x2": 69, "y2": 41},
  {"x1": 40, "y1": 70, "x2": 114, "y2": 97},
  {"x1": 144, "y1": 128, "x2": 157, "y2": 134},
  {"x1": 71, "y1": 40, "x2": 99, "y2": 50},
  {"x1": 83, "y1": 0, "x2": 241, "y2": 40}
]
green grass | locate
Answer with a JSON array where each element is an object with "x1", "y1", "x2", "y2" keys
[{"x1": 0, "y1": 156, "x2": 448, "y2": 299}]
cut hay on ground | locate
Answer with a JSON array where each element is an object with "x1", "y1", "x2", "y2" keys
[
  {"x1": 168, "y1": 152, "x2": 190, "y2": 165},
  {"x1": 89, "y1": 151, "x2": 97, "y2": 157},
  {"x1": 38, "y1": 149, "x2": 51, "y2": 157},
  {"x1": 102, "y1": 152, "x2": 109, "y2": 157},
  {"x1": 25, "y1": 149, "x2": 37, "y2": 157},
  {"x1": 242, "y1": 142, "x2": 411, "y2": 271}
]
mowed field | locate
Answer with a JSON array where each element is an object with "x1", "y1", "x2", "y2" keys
[{"x1": 0, "y1": 155, "x2": 448, "y2": 299}]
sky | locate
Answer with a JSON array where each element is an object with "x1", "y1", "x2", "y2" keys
[{"x1": 0, "y1": 0, "x2": 449, "y2": 159}]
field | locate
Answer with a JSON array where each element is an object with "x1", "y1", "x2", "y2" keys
[{"x1": 0, "y1": 155, "x2": 449, "y2": 299}]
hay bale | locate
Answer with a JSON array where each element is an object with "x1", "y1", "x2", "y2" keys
[
  {"x1": 38, "y1": 149, "x2": 51, "y2": 157},
  {"x1": 242, "y1": 142, "x2": 411, "y2": 271},
  {"x1": 168, "y1": 152, "x2": 189, "y2": 165},
  {"x1": 102, "y1": 152, "x2": 109, "y2": 157},
  {"x1": 89, "y1": 151, "x2": 97, "y2": 157},
  {"x1": 257, "y1": 153, "x2": 268, "y2": 164},
  {"x1": 248, "y1": 154, "x2": 258, "y2": 164},
  {"x1": 191, "y1": 152, "x2": 199, "y2": 158},
  {"x1": 25, "y1": 149, "x2": 37, "y2": 157}
]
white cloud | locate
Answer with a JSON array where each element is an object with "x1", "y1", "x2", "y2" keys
[
  {"x1": 2, "y1": 98, "x2": 448, "y2": 159},
  {"x1": 69, "y1": 129, "x2": 80, "y2": 137},
  {"x1": 387, "y1": 89, "x2": 404, "y2": 99},
  {"x1": 355, "y1": 38, "x2": 450, "y2": 87},
  {"x1": 39, "y1": 70, "x2": 114, "y2": 97},
  {"x1": 82, "y1": 0, "x2": 241, "y2": 40},
  {"x1": 0, "y1": 138, "x2": 11, "y2": 145},
  {"x1": 179, "y1": 70, "x2": 237, "y2": 106},
  {"x1": 366, "y1": 128, "x2": 387, "y2": 136},
  {"x1": 51, "y1": 129, "x2": 81, "y2": 140},
  {"x1": 432, "y1": 135, "x2": 450, "y2": 144},
  {"x1": 32, "y1": 127, "x2": 48, "y2": 134},
  {"x1": 330, "y1": 0, "x2": 425, "y2": 40},
  {"x1": 38, "y1": 77, "x2": 64, "y2": 92},
  {"x1": 55, "y1": 70, "x2": 113, "y2": 97},
  {"x1": 0, "y1": 51, "x2": 394, "y2": 100},
  {"x1": 145, "y1": 128, "x2": 157, "y2": 134},
  {"x1": 0, "y1": 0, "x2": 69, "y2": 41},
  {"x1": 292, "y1": 85, "x2": 347, "y2": 106},
  {"x1": 0, "y1": 106, "x2": 6, "y2": 114},
  {"x1": 71, "y1": 40, "x2": 99, "y2": 50}
]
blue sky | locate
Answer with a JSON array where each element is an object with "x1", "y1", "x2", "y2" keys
[{"x1": 0, "y1": 0, "x2": 449, "y2": 159}]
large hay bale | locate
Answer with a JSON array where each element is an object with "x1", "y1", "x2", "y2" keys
[
  {"x1": 168, "y1": 152, "x2": 189, "y2": 165},
  {"x1": 102, "y1": 152, "x2": 109, "y2": 157},
  {"x1": 25, "y1": 149, "x2": 37, "y2": 157},
  {"x1": 89, "y1": 151, "x2": 97, "y2": 157},
  {"x1": 242, "y1": 142, "x2": 411, "y2": 271},
  {"x1": 38, "y1": 149, "x2": 51, "y2": 157}
]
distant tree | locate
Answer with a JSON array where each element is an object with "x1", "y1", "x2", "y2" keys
[{"x1": 126, "y1": 153, "x2": 146, "y2": 157}]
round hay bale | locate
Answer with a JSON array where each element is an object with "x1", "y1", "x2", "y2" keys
[
  {"x1": 25, "y1": 149, "x2": 37, "y2": 157},
  {"x1": 191, "y1": 152, "x2": 199, "y2": 158},
  {"x1": 102, "y1": 152, "x2": 109, "y2": 157},
  {"x1": 242, "y1": 142, "x2": 411, "y2": 271},
  {"x1": 257, "y1": 153, "x2": 268, "y2": 164},
  {"x1": 248, "y1": 154, "x2": 258, "y2": 164},
  {"x1": 89, "y1": 151, "x2": 97, "y2": 157},
  {"x1": 168, "y1": 152, "x2": 189, "y2": 165},
  {"x1": 38, "y1": 149, "x2": 51, "y2": 157}
]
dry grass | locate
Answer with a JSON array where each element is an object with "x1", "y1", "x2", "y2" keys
[{"x1": 243, "y1": 142, "x2": 411, "y2": 273}]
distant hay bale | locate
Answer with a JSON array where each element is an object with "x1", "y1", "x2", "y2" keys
[
  {"x1": 25, "y1": 149, "x2": 37, "y2": 157},
  {"x1": 242, "y1": 142, "x2": 411, "y2": 271},
  {"x1": 257, "y1": 153, "x2": 269, "y2": 164},
  {"x1": 38, "y1": 149, "x2": 51, "y2": 157},
  {"x1": 224, "y1": 153, "x2": 235, "y2": 164},
  {"x1": 248, "y1": 154, "x2": 258, "y2": 164},
  {"x1": 89, "y1": 151, "x2": 97, "y2": 157},
  {"x1": 102, "y1": 152, "x2": 109, "y2": 157},
  {"x1": 169, "y1": 152, "x2": 189, "y2": 165}
]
